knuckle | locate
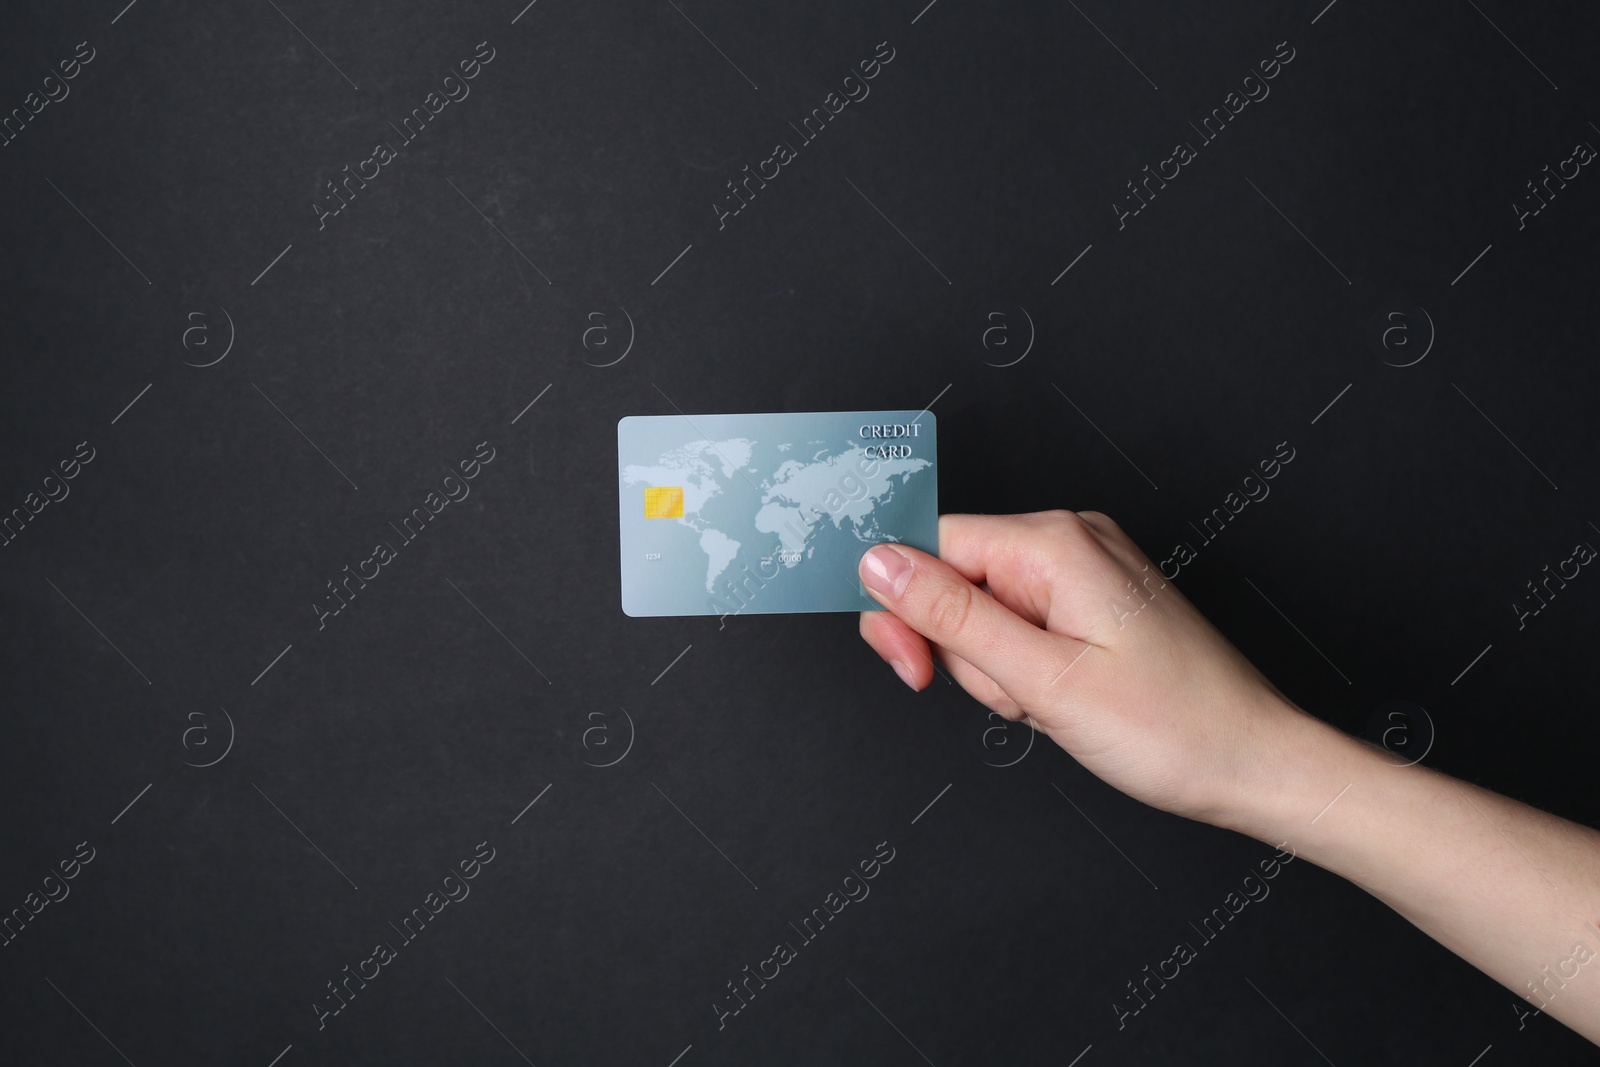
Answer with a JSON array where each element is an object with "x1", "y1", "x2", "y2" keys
[
  {"x1": 922, "y1": 579, "x2": 976, "y2": 638},
  {"x1": 1075, "y1": 509, "x2": 1120, "y2": 534},
  {"x1": 1075, "y1": 510, "x2": 1135, "y2": 555},
  {"x1": 1031, "y1": 509, "x2": 1091, "y2": 543},
  {"x1": 1037, "y1": 508, "x2": 1097, "y2": 546}
]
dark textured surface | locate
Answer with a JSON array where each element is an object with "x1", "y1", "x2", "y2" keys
[{"x1": 2, "y1": 0, "x2": 1598, "y2": 1063}]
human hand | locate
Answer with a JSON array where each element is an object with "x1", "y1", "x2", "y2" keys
[{"x1": 857, "y1": 510, "x2": 1323, "y2": 826}]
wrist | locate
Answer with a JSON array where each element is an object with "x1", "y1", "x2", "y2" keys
[{"x1": 1211, "y1": 695, "x2": 1376, "y2": 846}]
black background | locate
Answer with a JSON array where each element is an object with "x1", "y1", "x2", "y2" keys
[{"x1": 3, "y1": 0, "x2": 1599, "y2": 1063}]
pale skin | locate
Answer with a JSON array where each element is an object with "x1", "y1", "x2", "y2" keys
[{"x1": 856, "y1": 510, "x2": 1600, "y2": 1045}]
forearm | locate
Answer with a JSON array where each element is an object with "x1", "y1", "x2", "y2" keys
[{"x1": 1224, "y1": 705, "x2": 1600, "y2": 1044}]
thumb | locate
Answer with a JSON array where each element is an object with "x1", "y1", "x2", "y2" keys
[{"x1": 858, "y1": 543, "x2": 1089, "y2": 709}]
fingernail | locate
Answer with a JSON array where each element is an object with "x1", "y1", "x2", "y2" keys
[
  {"x1": 861, "y1": 544, "x2": 913, "y2": 599},
  {"x1": 891, "y1": 660, "x2": 917, "y2": 689}
]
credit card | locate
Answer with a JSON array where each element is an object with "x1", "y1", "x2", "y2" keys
[{"x1": 617, "y1": 409, "x2": 938, "y2": 617}]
